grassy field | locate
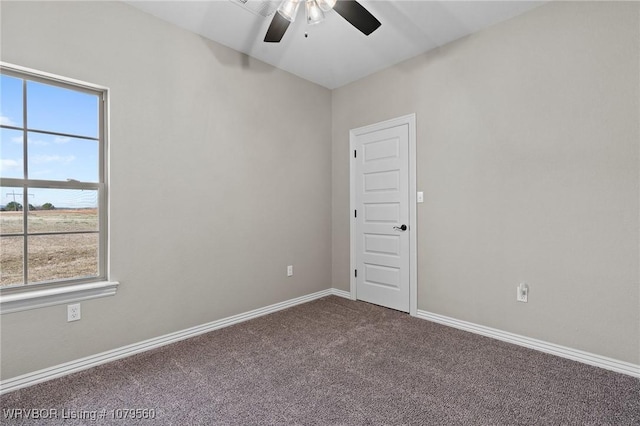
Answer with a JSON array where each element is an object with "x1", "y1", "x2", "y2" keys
[{"x1": 0, "y1": 209, "x2": 98, "y2": 286}]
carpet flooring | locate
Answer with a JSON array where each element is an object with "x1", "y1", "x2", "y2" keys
[{"x1": 1, "y1": 296, "x2": 639, "y2": 425}]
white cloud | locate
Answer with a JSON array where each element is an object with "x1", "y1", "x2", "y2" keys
[
  {"x1": 27, "y1": 138, "x2": 49, "y2": 146},
  {"x1": 54, "y1": 136, "x2": 71, "y2": 144},
  {"x1": 0, "y1": 114, "x2": 16, "y2": 126},
  {"x1": 30, "y1": 155, "x2": 76, "y2": 165},
  {"x1": 0, "y1": 158, "x2": 21, "y2": 170},
  {"x1": 7, "y1": 136, "x2": 50, "y2": 146},
  {"x1": 30, "y1": 140, "x2": 48, "y2": 146}
]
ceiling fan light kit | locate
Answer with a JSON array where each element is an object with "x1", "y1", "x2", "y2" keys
[
  {"x1": 277, "y1": 0, "x2": 301, "y2": 22},
  {"x1": 306, "y1": 0, "x2": 325, "y2": 25},
  {"x1": 265, "y1": 0, "x2": 381, "y2": 43},
  {"x1": 316, "y1": 0, "x2": 337, "y2": 12}
]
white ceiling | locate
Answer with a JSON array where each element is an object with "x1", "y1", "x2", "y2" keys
[{"x1": 125, "y1": 1, "x2": 545, "y2": 89}]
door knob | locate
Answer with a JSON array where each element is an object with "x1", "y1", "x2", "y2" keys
[{"x1": 393, "y1": 224, "x2": 407, "y2": 231}]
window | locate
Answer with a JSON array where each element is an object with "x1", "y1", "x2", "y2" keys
[{"x1": 0, "y1": 63, "x2": 116, "y2": 313}]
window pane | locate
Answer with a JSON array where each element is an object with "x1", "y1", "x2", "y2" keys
[
  {"x1": 28, "y1": 189, "x2": 98, "y2": 233},
  {"x1": 0, "y1": 211, "x2": 23, "y2": 234},
  {"x1": 27, "y1": 132, "x2": 98, "y2": 182},
  {"x1": 0, "y1": 74, "x2": 23, "y2": 128},
  {"x1": 0, "y1": 128, "x2": 24, "y2": 178},
  {"x1": 27, "y1": 81, "x2": 98, "y2": 138},
  {"x1": 27, "y1": 233, "x2": 98, "y2": 284},
  {"x1": 1, "y1": 186, "x2": 24, "y2": 234},
  {"x1": 1, "y1": 236, "x2": 24, "y2": 286}
]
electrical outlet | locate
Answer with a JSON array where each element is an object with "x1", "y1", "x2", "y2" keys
[
  {"x1": 287, "y1": 265, "x2": 293, "y2": 277},
  {"x1": 516, "y1": 283, "x2": 528, "y2": 303},
  {"x1": 67, "y1": 303, "x2": 81, "y2": 322}
]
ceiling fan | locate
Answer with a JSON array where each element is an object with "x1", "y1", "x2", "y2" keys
[{"x1": 264, "y1": 0, "x2": 381, "y2": 43}]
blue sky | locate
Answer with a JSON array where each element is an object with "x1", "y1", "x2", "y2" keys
[{"x1": 1, "y1": 74, "x2": 99, "y2": 208}]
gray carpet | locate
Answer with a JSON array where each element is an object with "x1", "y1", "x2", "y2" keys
[{"x1": 1, "y1": 296, "x2": 639, "y2": 425}]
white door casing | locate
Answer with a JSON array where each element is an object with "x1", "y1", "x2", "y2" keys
[{"x1": 350, "y1": 114, "x2": 417, "y2": 315}]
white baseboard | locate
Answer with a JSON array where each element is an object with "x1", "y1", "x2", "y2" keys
[
  {"x1": 1, "y1": 288, "x2": 343, "y2": 395},
  {"x1": 330, "y1": 288, "x2": 352, "y2": 299},
  {"x1": 416, "y1": 310, "x2": 640, "y2": 378},
  {"x1": 3, "y1": 291, "x2": 636, "y2": 396}
]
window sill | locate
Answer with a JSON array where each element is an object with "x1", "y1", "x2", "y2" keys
[{"x1": 0, "y1": 281, "x2": 119, "y2": 314}]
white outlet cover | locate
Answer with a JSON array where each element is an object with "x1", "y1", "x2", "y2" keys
[{"x1": 67, "y1": 303, "x2": 81, "y2": 321}]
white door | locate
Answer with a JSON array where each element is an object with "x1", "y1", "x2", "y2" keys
[{"x1": 354, "y1": 122, "x2": 410, "y2": 312}]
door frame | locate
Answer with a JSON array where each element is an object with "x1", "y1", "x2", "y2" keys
[{"x1": 349, "y1": 113, "x2": 417, "y2": 316}]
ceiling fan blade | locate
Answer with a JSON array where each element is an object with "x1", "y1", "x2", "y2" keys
[
  {"x1": 332, "y1": 0, "x2": 381, "y2": 36},
  {"x1": 264, "y1": 12, "x2": 291, "y2": 43}
]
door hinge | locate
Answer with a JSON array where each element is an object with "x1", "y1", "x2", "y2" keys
[
  {"x1": 354, "y1": 149, "x2": 357, "y2": 158},
  {"x1": 355, "y1": 269, "x2": 358, "y2": 278}
]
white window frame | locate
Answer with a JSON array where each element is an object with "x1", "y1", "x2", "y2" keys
[{"x1": 0, "y1": 62, "x2": 118, "y2": 314}]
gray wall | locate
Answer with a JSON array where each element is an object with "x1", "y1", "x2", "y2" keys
[
  {"x1": 332, "y1": 1, "x2": 639, "y2": 364},
  {"x1": 0, "y1": 1, "x2": 332, "y2": 379}
]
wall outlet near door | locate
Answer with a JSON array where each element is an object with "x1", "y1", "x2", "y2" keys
[
  {"x1": 287, "y1": 265, "x2": 293, "y2": 277},
  {"x1": 67, "y1": 303, "x2": 81, "y2": 322},
  {"x1": 516, "y1": 283, "x2": 529, "y2": 303}
]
